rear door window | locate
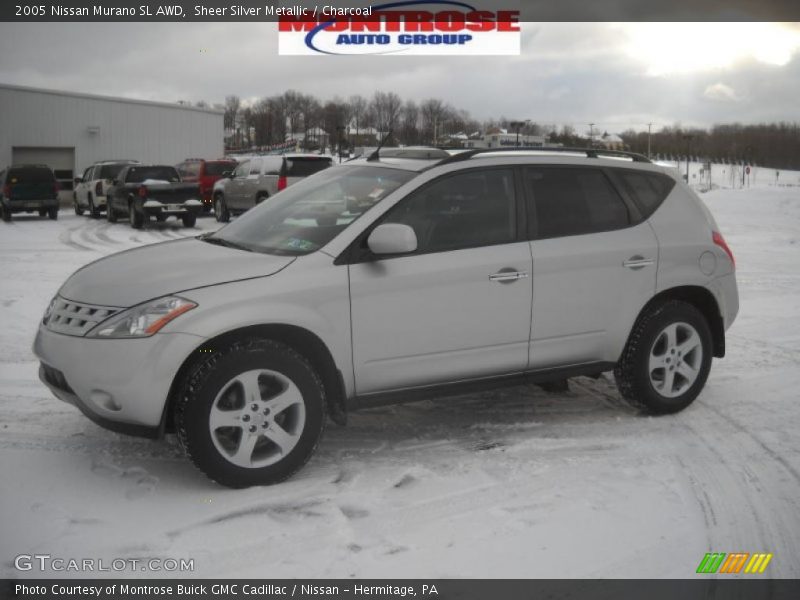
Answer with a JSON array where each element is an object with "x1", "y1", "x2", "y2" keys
[
  {"x1": 525, "y1": 167, "x2": 630, "y2": 239},
  {"x1": 285, "y1": 157, "x2": 333, "y2": 177}
]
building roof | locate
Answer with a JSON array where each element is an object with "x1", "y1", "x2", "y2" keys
[{"x1": 0, "y1": 82, "x2": 223, "y2": 115}]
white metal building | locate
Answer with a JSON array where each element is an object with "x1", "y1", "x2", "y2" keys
[{"x1": 0, "y1": 83, "x2": 223, "y2": 193}]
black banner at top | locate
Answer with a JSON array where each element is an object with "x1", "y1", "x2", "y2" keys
[{"x1": 1, "y1": 0, "x2": 800, "y2": 22}]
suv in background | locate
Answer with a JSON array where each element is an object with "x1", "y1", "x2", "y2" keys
[
  {"x1": 1, "y1": 164, "x2": 59, "y2": 222},
  {"x1": 214, "y1": 153, "x2": 332, "y2": 222},
  {"x1": 74, "y1": 160, "x2": 139, "y2": 218},
  {"x1": 34, "y1": 147, "x2": 738, "y2": 488},
  {"x1": 176, "y1": 158, "x2": 238, "y2": 212}
]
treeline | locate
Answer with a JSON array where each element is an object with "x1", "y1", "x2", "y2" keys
[
  {"x1": 620, "y1": 123, "x2": 800, "y2": 170},
  {"x1": 189, "y1": 91, "x2": 800, "y2": 169}
]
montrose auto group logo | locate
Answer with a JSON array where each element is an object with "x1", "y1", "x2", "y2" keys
[{"x1": 278, "y1": 1, "x2": 521, "y2": 55}]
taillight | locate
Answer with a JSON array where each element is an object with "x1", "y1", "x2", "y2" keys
[
  {"x1": 712, "y1": 231, "x2": 735, "y2": 268},
  {"x1": 138, "y1": 185, "x2": 148, "y2": 198},
  {"x1": 95, "y1": 181, "x2": 103, "y2": 196},
  {"x1": 277, "y1": 175, "x2": 287, "y2": 191}
]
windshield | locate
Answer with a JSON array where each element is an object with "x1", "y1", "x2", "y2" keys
[
  {"x1": 126, "y1": 166, "x2": 180, "y2": 183},
  {"x1": 207, "y1": 165, "x2": 415, "y2": 255}
]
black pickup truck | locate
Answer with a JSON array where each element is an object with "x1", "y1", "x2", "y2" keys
[{"x1": 106, "y1": 165, "x2": 202, "y2": 229}]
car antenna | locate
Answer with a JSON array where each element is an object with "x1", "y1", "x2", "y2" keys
[{"x1": 367, "y1": 130, "x2": 393, "y2": 162}]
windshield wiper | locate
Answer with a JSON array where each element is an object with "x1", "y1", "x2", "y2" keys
[{"x1": 201, "y1": 236, "x2": 254, "y2": 252}]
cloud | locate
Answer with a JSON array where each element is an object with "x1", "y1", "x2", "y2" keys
[
  {"x1": 0, "y1": 22, "x2": 798, "y2": 131},
  {"x1": 703, "y1": 83, "x2": 741, "y2": 102}
]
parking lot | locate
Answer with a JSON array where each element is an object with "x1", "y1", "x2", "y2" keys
[{"x1": 1, "y1": 186, "x2": 799, "y2": 578}]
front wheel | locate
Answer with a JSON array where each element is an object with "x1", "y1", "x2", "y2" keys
[
  {"x1": 107, "y1": 203, "x2": 118, "y2": 223},
  {"x1": 175, "y1": 339, "x2": 326, "y2": 488},
  {"x1": 614, "y1": 300, "x2": 712, "y2": 414},
  {"x1": 88, "y1": 195, "x2": 101, "y2": 219},
  {"x1": 47, "y1": 207, "x2": 58, "y2": 220}
]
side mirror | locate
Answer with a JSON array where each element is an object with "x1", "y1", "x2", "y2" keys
[
  {"x1": 367, "y1": 223, "x2": 417, "y2": 255},
  {"x1": 73, "y1": 177, "x2": 83, "y2": 184},
  {"x1": 111, "y1": 179, "x2": 119, "y2": 186}
]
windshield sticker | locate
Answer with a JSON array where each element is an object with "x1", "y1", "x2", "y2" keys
[
  {"x1": 368, "y1": 188, "x2": 385, "y2": 199},
  {"x1": 285, "y1": 237, "x2": 316, "y2": 251}
]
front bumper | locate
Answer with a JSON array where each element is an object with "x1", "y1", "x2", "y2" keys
[{"x1": 33, "y1": 324, "x2": 205, "y2": 437}]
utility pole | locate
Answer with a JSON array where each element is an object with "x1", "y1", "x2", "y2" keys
[
  {"x1": 647, "y1": 122, "x2": 652, "y2": 159},
  {"x1": 589, "y1": 123, "x2": 595, "y2": 147},
  {"x1": 682, "y1": 134, "x2": 694, "y2": 183}
]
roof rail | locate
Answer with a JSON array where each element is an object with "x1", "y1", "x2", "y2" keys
[{"x1": 426, "y1": 146, "x2": 651, "y2": 170}]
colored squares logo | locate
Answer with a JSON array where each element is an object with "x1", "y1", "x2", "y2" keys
[{"x1": 696, "y1": 552, "x2": 773, "y2": 574}]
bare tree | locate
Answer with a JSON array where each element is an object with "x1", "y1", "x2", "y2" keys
[{"x1": 370, "y1": 91, "x2": 402, "y2": 144}]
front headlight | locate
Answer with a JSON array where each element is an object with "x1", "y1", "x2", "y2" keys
[{"x1": 86, "y1": 296, "x2": 197, "y2": 338}]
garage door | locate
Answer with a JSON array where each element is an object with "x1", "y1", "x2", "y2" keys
[{"x1": 12, "y1": 147, "x2": 76, "y2": 193}]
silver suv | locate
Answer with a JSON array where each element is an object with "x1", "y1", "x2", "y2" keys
[
  {"x1": 34, "y1": 148, "x2": 738, "y2": 488},
  {"x1": 213, "y1": 153, "x2": 332, "y2": 222}
]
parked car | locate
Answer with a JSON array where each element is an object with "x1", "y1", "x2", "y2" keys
[
  {"x1": 73, "y1": 160, "x2": 139, "y2": 218},
  {"x1": 175, "y1": 158, "x2": 238, "y2": 212},
  {"x1": 34, "y1": 148, "x2": 738, "y2": 488},
  {"x1": 105, "y1": 165, "x2": 202, "y2": 229},
  {"x1": 0, "y1": 164, "x2": 59, "y2": 222},
  {"x1": 214, "y1": 153, "x2": 332, "y2": 222}
]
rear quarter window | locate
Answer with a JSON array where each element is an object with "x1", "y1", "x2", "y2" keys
[
  {"x1": 615, "y1": 170, "x2": 675, "y2": 218},
  {"x1": 285, "y1": 158, "x2": 333, "y2": 177}
]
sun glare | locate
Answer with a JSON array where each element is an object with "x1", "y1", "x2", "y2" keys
[{"x1": 621, "y1": 23, "x2": 800, "y2": 76}]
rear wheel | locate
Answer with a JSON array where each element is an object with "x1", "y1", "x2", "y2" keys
[
  {"x1": 38, "y1": 209, "x2": 47, "y2": 217},
  {"x1": 88, "y1": 195, "x2": 101, "y2": 219},
  {"x1": 107, "y1": 203, "x2": 118, "y2": 223},
  {"x1": 155, "y1": 213, "x2": 167, "y2": 222},
  {"x1": 1, "y1": 204, "x2": 11, "y2": 222},
  {"x1": 175, "y1": 339, "x2": 326, "y2": 488},
  {"x1": 47, "y1": 207, "x2": 58, "y2": 220},
  {"x1": 182, "y1": 213, "x2": 197, "y2": 228},
  {"x1": 74, "y1": 197, "x2": 84, "y2": 216},
  {"x1": 615, "y1": 300, "x2": 712, "y2": 414},
  {"x1": 129, "y1": 201, "x2": 146, "y2": 229},
  {"x1": 214, "y1": 194, "x2": 230, "y2": 223}
]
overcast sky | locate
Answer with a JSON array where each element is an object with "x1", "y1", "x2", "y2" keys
[{"x1": 1, "y1": 22, "x2": 799, "y2": 133}]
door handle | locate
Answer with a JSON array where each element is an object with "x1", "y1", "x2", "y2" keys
[
  {"x1": 623, "y1": 256, "x2": 655, "y2": 270},
  {"x1": 489, "y1": 270, "x2": 529, "y2": 283}
]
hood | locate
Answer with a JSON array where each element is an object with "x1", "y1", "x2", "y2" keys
[{"x1": 59, "y1": 237, "x2": 295, "y2": 307}]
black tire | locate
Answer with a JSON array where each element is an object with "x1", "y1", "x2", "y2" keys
[
  {"x1": 88, "y1": 195, "x2": 100, "y2": 219},
  {"x1": 107, "y1": 203, "x2": 118, "y2": 223},
  {"x1": 214, "y1": 194, "x2": 230, "y2": 223},
  {"x1": 182, "y1": 213, "x2": 197, "y2": 228},
  {"x1": 614, "y1": 300, "x2": 713, "y2": 414},
  {"x1": 155, "y1": 213, "x2": 167, "y2": 222},
  {"x1": 1, "y1": 204, "x2": 11, "y2": 222},
  {"x1": 129, "y1": 200, "x2": 145, "y2": 229},
  {"x1": 175, "y1": 339, "x2": 326, "y2": 488},
  {"x1": 47, "y1": 207, "x2": 58, "y2": 220},
  {"x1": 74, "y1": 197, "x2": 84, "y2": 216},
  {"x1": 255, "y1": 193, "x2": 268, "y2": 205},
  {"x1": 38, "y1": 209, "x2": 47, "y2": 217},
  {"x1": 202, "y1": 203, "x2": 212, "y2": 214}
]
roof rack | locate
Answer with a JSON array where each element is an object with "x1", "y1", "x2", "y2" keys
[{"x1": 426, "y1": 146, "x2": 651, "y2": 170}]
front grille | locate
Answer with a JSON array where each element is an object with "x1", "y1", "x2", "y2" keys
[
  {"x1": 44, "y1": 297, "x2": 120, "y2": 336},
  {"x1": 41, "y1": 363, "x2": 74, "y2": 394}
]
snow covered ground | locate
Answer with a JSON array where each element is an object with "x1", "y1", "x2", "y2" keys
[{"x1": 1, "y1": 187, "x2": 799, "y2": 579}]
